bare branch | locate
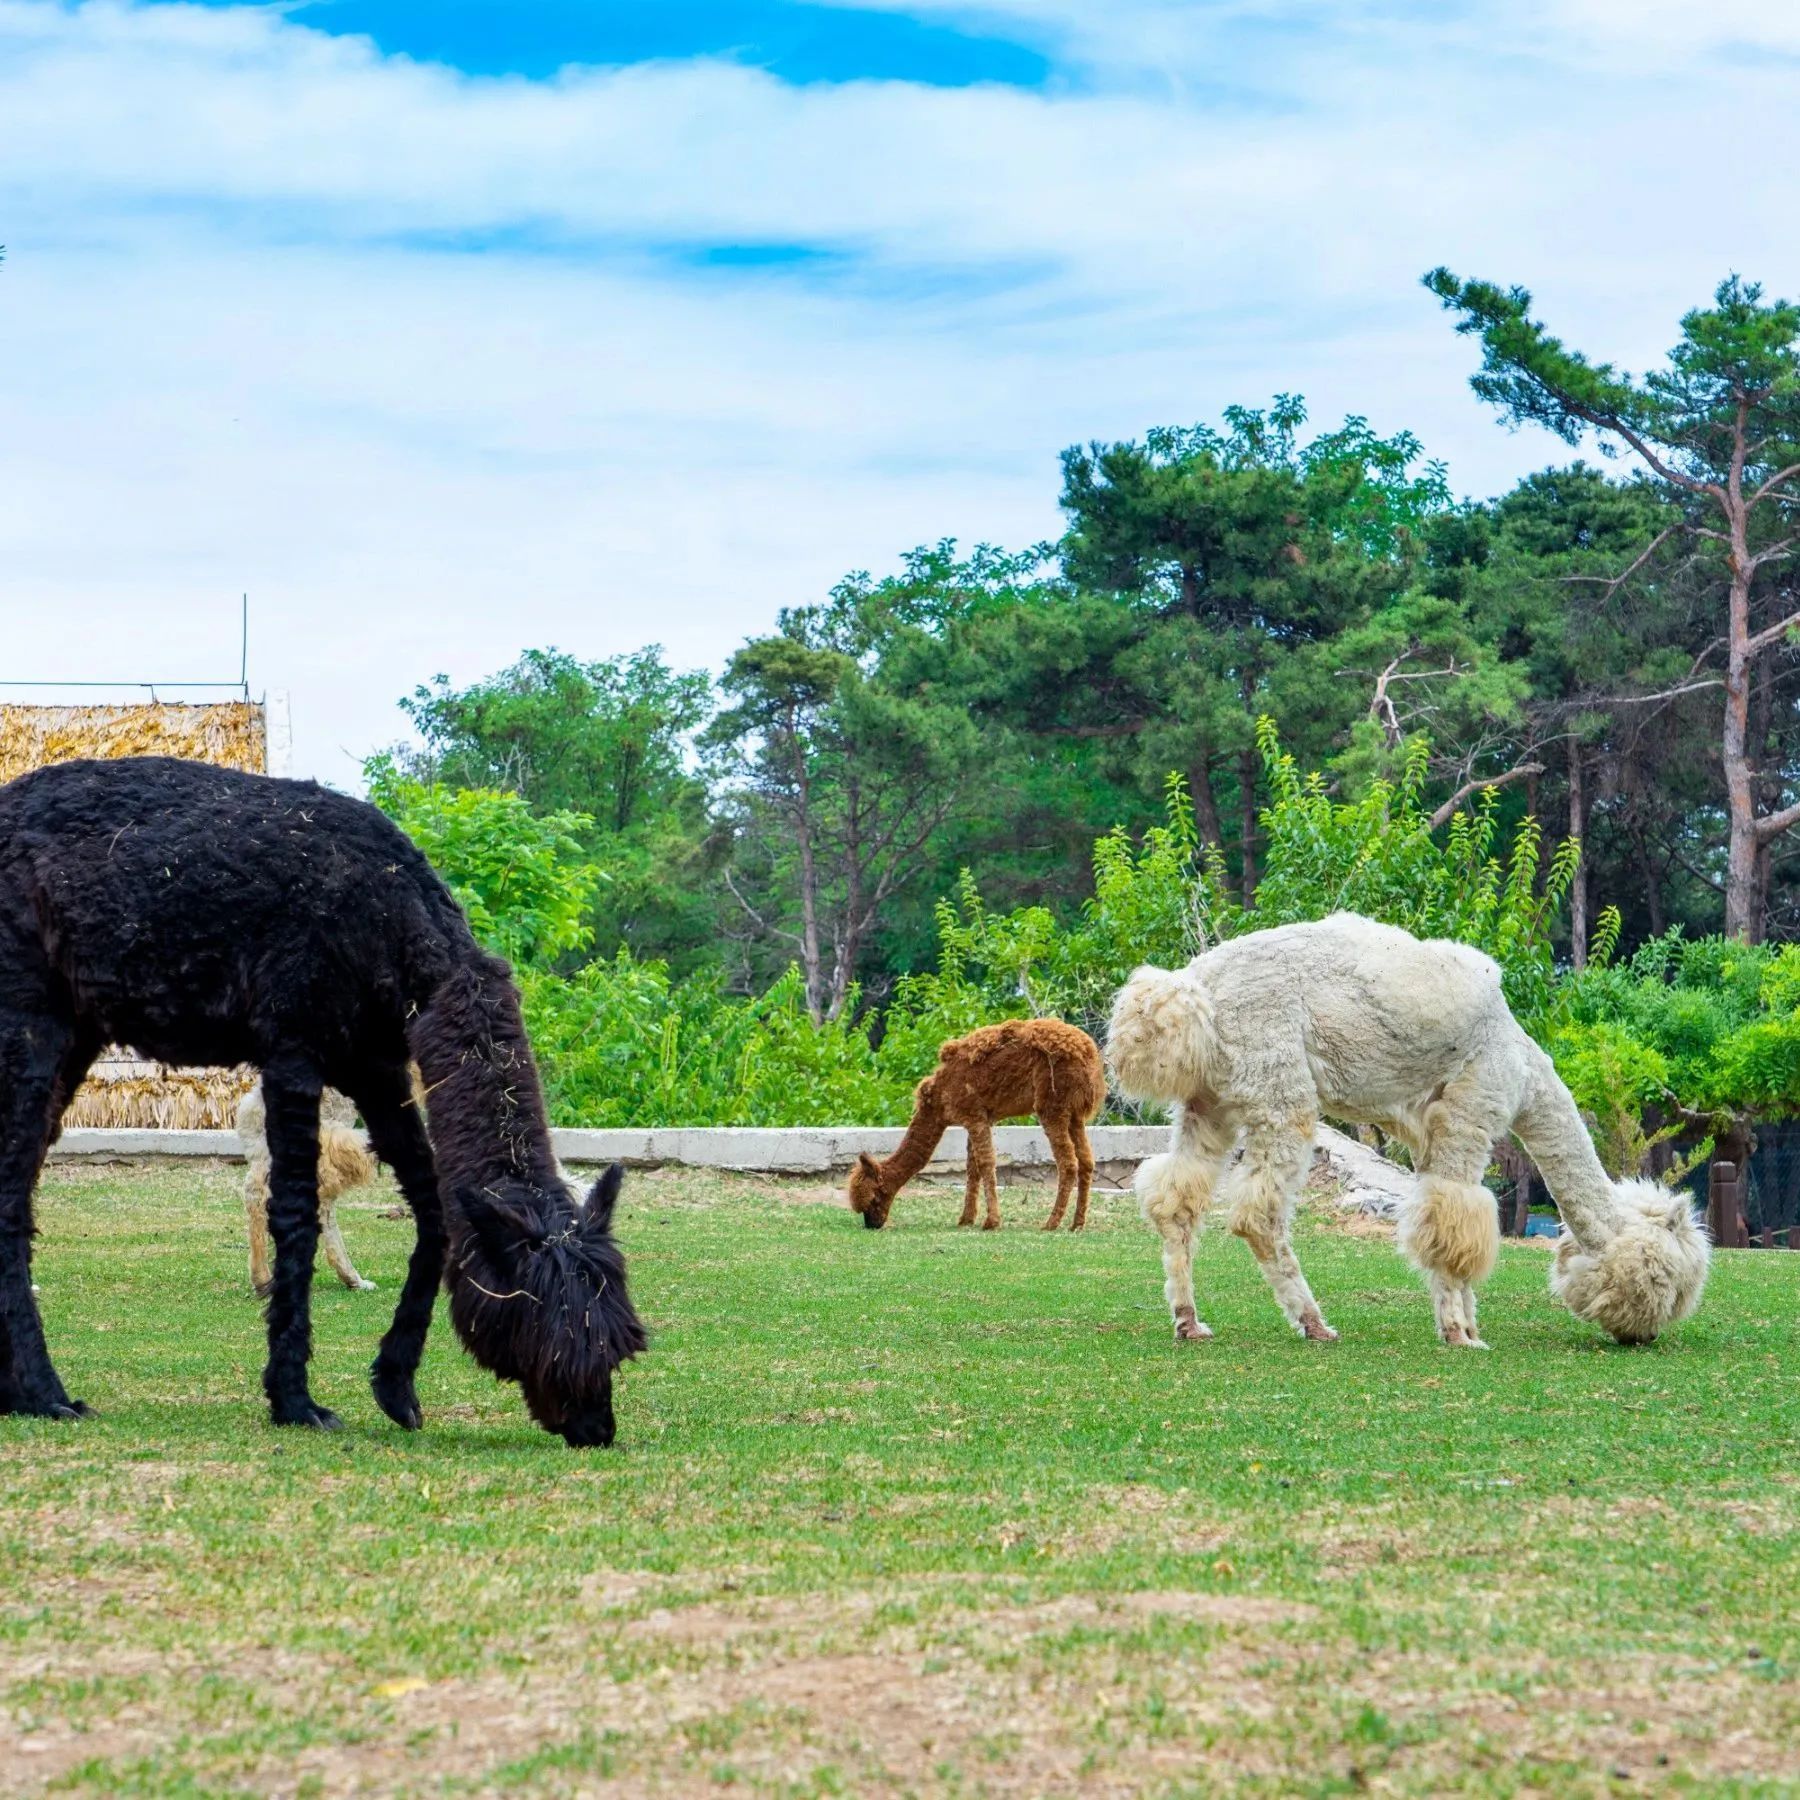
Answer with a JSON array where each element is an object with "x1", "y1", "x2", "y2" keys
[
  {"x1": 1659, "y1": 835, "x2": 1727, "y2": 896},
  {"x1": 1428, "y1": 762, "x2": 1546, "y2": 831},
  {"x1": 1755, "y1": 797, "x2": 1800, "y2": 845},
  {"x1": 1747, "y1": 534, "x2": 1800, "y2": 576},
  {"x1": 722, "y1": 866, "x2": 802, "y2": 949},
  {"x1": 1749, "y1": 461, "x2": 1800, "y2": 508},
  {"x1": 1584, "y1": 678, "x2": 1723, "y2": 705},
  {"x1": 1745, "y1": 607, "x2": 1800, "y2": 658},
  {"x1": 1559, "y1": 526, "x2": 1675, "y2": 593},
  {"x1": 1561, "y1": 401, "x2": 1717, "y2": 498}
]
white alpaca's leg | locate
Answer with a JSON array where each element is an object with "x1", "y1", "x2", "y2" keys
[
  {"x1": 1226, "y1": 1113, "x2": 1336, "y2": 1341},
  {"x1": 245, "y1": 1165, "x2": 274, "y2": 1298},
  {"x1": 319, "y1": 1190, "x2": 375, "y2": 1292},
  {"x1": 1396, "y1": 1062, "x2": 1507, "y2": 1349},
  {"x1": 1137, "y1": 1106, "x2": 1235, "y2": 1342}
]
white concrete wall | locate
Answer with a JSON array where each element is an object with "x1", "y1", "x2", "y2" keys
[{"x1": 49, "y1": 1124, "x2": 1171, "y2": 1172}]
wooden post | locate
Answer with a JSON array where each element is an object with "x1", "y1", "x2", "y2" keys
[
  {"x1": 1511, "y1": 1160, "x2": 1532, "y2": 1237},
  {"x1": 1709, "y1": 1160, "x2": 1744, "y2": 1250}
]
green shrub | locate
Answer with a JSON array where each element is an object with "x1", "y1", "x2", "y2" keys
[{"x1": 366, "y1": 757, "x2": 600, "y2": 970}]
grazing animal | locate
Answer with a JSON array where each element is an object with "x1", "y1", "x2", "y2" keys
[
  {"x1": 848, "y1": 1018, "x2": 1105, "y2": 1232},
  {"x1": 0, "y1": 756, "x2": 646, "y2": 1444},
  {"x1": 237, "y1": 1081, "x2": 378, "y2": 1296},
  {"x1": 1107, "y1": 913, "x2": 1709, "y2": 1350}
]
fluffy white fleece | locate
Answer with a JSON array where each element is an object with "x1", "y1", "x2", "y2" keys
[{"x1": 1108, "y1": 913, "x2": 1710, "y2": 1350}]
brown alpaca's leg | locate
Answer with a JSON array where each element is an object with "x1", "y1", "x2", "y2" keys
[
  {"x1": 1070, "y1": 1117, "x2": 1095, "y2": 1231},
  {"x1": 957, "y1": 1132, "x2": 981, "y2": 1227},
  {"x1": 1041, "y1": 1113, "x2": 1078, "y2": 1230},
  {"x1": 967, "y1": 1120, "x2": 1000, "y2": 1229}
]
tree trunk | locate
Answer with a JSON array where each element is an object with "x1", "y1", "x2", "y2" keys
[
  {"x1": 785, "y1": 726, "x2": 829, "y2": 1024},
  {"x1": 1722, "y1": 550, "x2": 1763, "y2": 941},
  {"x1": 1237, "y1": 747, "x2": 1258, "y2": 906},
  {"x1": 1189, "y1": 753, "x2": 1226, "y2": 851},
  {"x1": 1568, "y1": 739, "x2": 1588, "y2": 970},
  {"x1": 1630, "y1": 821, "x2": 1666, "y2": 936}
]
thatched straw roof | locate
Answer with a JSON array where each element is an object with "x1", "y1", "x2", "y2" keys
[
  {"x1": 0, "y1": 700, "x2": 266, "y2": 786},
  {"x1": 3, "y1": 700, "x2": 271, "y2": 1129},
  {"x1": 62, "y1": 1061, "x2": 257, "y2": 1131}
]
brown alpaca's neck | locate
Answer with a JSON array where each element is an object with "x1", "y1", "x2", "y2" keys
[
  {"x1": 409, "y1": 959, "x2": 562, "y2": 1190},
  {"x1": 880, "y1": 1085, "x2": 949, "y2": 1194}
]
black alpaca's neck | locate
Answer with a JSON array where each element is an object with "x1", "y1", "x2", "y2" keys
[{"x1": 409, "y1": 956, "x2": 562, "y2": 1194}]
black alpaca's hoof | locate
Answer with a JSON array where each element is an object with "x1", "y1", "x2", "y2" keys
[
  {"x1": 3, "y1": 1396, "x2": 95, "y2": 1421},
  {"x1": 371, "y1": 1366, "x2": 423, "y2": 1431},
  {"x1": 272, "y1": 1400, "x2": 344, "y2": 1431}
]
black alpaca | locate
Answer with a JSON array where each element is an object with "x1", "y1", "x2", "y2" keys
[{"x1": 0, "y1": 756, "x2": 646, "y2": 1445}]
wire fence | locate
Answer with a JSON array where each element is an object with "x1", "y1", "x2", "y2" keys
[
  {"x1": 1495, "y1": 1122, "x2": 1800, "y2": 1247},
  {"x1": 1678, "y1": 1120, "x2": 1800, "y2": 1246}
]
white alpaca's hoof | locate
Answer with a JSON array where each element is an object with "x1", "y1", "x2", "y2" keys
[
  {"x1": 1173, "y1": 1311, "x2": 1213, "y2": 1342},
  {"x1": 1550, "y1": 1182, "x2": 1710, "y2": 1345},
  {"x1": 353, "y1": 1278, "x2": 377, "y2": 1292}
]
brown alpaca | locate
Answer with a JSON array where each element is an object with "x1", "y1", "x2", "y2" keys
[{"x1": 848, "y1": 1019, "x2": 1105, "y2": 1232}]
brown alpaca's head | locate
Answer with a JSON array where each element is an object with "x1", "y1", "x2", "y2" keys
[{"x1": 848, "y1": 1152, "x2": 894, "y2": 1230}]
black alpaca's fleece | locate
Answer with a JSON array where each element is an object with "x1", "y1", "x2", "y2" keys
[{"x1": 0, "y1": 756, "x2": 643, "y2": 1443}]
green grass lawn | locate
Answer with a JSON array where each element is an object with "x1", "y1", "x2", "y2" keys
[{"x1": 4, "y1": 1160, "x2": 1799, "y2": 1799}]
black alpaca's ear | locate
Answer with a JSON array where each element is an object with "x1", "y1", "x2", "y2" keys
[
  {"x1": 458, "y1": 1187, "x2": 537, "y2": 1268},
  {"x1": 584, "y1": 1163, "x2": 625, "y2": 1237}
]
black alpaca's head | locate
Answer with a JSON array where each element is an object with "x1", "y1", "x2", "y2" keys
[{"x1": 446, "y1": 1163, "x2": 646, "y2": 1447}]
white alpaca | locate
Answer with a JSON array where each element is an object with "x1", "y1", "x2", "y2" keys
[
  {"x1": 236, "y1": 1082, "x2": 379, "y2": 1296},
  {"x1": 1107, "y1": 913, "x2": 1710, "y2": 1349}
]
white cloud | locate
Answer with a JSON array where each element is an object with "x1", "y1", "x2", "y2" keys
[{"x1": 0, "y1": 1, "x2": 1795, "y2": 784}]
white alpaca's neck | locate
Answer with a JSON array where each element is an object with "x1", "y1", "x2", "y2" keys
[{"x1": 1509, "y1": 1039, "x2": 1624, "y2": 1251}]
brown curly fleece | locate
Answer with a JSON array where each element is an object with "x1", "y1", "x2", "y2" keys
[{"x1": 848, "y1": 1018, "x2": 1105, "y2": 1232}]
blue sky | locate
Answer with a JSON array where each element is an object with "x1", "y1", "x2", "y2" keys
[
  {"x1": 2, "y1": 0, "x2": 1797, "y2": 782},
  {"x1": 257, "y1": 0, "x2": 1057, "y2": 86}
]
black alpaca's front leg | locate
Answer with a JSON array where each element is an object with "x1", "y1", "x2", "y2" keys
[
  {"x1": 260, "y1": 1063, "x2": 339, "y2": 1430},
  {"x1": 355, "y1": 1071, "x2": 445, "y2": 1431},
  {"x1": 0, "y1": 1014, "x2": 93, "y2": 1420}
]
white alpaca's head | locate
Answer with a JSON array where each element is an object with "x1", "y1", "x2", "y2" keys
[
  {"x1": 1549, "y1": 1179, "x2": 1711, "y2": 1345},
  {"x1": 1106, "y1": 964, "x2": 1215, "y2": 1105}
]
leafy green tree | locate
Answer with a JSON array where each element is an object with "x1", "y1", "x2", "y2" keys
[
  {"x1": 830, "y1": 541, "x2": 1155, "y2": 969},
  {"x1": 708, "y1": 589, "x2": 983, "y2": 1022},
  {"x1": 1556, "y1": 935, "x2": 1800, "y2": 1177},
  {"x1": 400, "y1": 647, "x2": 710, "y2": 830},
  {"x1": 393, "y1": 647, "x2": 719, "y2": 967},
  {"x1": 918, "y1": 721, "x2": 1579, "y2": 1046},
  {"x1": 1427, "y1": 270, "x2": 1800, "y2": 939},
  {"x1": 366, "y1": 757, "x2": 600, "y2": 970},
  {"x1": 1055, "y1": 398, "x2": 1447, "y2": 895},
  {"x1": 1429, "y1": 466, "x2": 1717, "y2": 959}
]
